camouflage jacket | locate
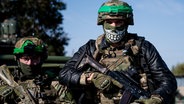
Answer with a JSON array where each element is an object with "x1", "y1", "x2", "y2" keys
[{"x1": 0, "y1": 65, "x2": 75, "y2": 104}]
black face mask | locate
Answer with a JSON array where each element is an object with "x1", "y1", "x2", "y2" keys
[{"x1": 18, "y1": 61, "x2": 42, "y2": 79}]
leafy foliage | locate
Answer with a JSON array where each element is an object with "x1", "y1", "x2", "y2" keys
[
  {"x1": 0, "y1": 0, "x2": 69, "y2": 55},
  {"x1": 171, "y1": 63, "x2": 184, "y2": 76}
]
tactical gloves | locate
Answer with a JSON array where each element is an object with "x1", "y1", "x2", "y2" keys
[
  {"x1": 131, "y1": 95, "x2": 162, "y2": 104},
  {"x1": 90, "y1": 72, "x2": 122, "y2": 91}
]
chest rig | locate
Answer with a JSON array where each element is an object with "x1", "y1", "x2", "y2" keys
[
  {"x1": 92, "y1": 34, "x2": 149, "y2": 104},
  {"x1": 94, "y1": 34, "x2": 141, "y2": 71},
  {"x1": 93, "y1": 34, "x2": 149, "y2": 90}
]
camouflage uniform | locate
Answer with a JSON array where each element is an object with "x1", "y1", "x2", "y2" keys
[
  {"x1": 59, "y1": 0, "x2": 177, "y2": 104},
  {"x1": 0, "y1": 37, "x2": 75, "y2": 104}
]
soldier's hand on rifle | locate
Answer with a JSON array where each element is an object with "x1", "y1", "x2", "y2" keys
[
  {"x1": 131, "y1": 95, "x2": 162, "y2": 104},
  {"x1": 82, "y1": 72, "x2": 123, "y2": 91}
]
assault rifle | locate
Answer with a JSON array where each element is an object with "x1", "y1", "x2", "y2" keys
[
  {"x1": 85, "y1": 54, "x2": 150, "y2": 104},
  {"x1": 0, "y1": 65, "x2": 37, "y2": 104}
]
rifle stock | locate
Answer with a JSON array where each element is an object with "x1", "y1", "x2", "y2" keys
[
  {"x1": 0, "y1": 65, "x2": 36, "y2": 104},
  {"x1": 85, "y1": 54, "x2": 150, "y2": 103}
]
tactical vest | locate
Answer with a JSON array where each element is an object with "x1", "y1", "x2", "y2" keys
[
  {"x1": 93, "y1": 34, "x2": 149, "y2": 104},
  {"x1": 0, "y1": 65, "x2": 75, "y2": 104},
  {"x1": 94, "y1": 34, "x2": 144, "y2": 71}
]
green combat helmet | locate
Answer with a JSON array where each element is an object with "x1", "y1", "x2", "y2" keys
[
  {"x1": 13, "y1": 37, "x2": 48, "y2": 61},
  {"x1": 97, "y1": 0, "x2": 133, "y2": 25}
]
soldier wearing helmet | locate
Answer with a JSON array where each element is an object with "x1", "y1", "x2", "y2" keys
[
  {"x1": 13, "y1": 37, "x2": 47, "y2": 77},
  {"x1": 59, "y1": 0, "x2": 177, "y2": 104},
  {"x1": 13, "y1": 37, "x2": 48, "y2": 79},
  {"x1": 0, "y1": 36, "x2": 75, "y2": 104},
  {"x1": 97, "y1": 0, "x2": 133, "y2": 44}
]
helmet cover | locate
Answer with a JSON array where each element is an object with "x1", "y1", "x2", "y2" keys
[
  {"x1": 97, "y1": 0, "x2": 133, "y2": 25},
  {"x1": 13, "y1": 37, "x2": 48, "y2": 60}
]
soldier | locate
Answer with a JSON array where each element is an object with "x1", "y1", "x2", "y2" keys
[
  {"x1": 0, "y1": 36, "x2": 75, "y2": 104},
  {"x1": 59, "y1": 0, "x2": 177, "y2": 104}
]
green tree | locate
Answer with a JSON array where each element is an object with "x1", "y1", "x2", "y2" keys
[
  {"x1": 171, "y1": 63, "x2": 184, "y2": 76},
  {"x1": 0, "y1": 0, "x2": 69, "y2": 55}
]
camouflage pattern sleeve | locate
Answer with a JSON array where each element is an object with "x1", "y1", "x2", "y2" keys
[{"x1": 52, "y1": 81, "x2": 76, "y2": 104}]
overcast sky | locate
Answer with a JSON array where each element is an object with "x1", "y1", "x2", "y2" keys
[{"x1": 61, "y1": 0, "x2": 184, "y2": 69}]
